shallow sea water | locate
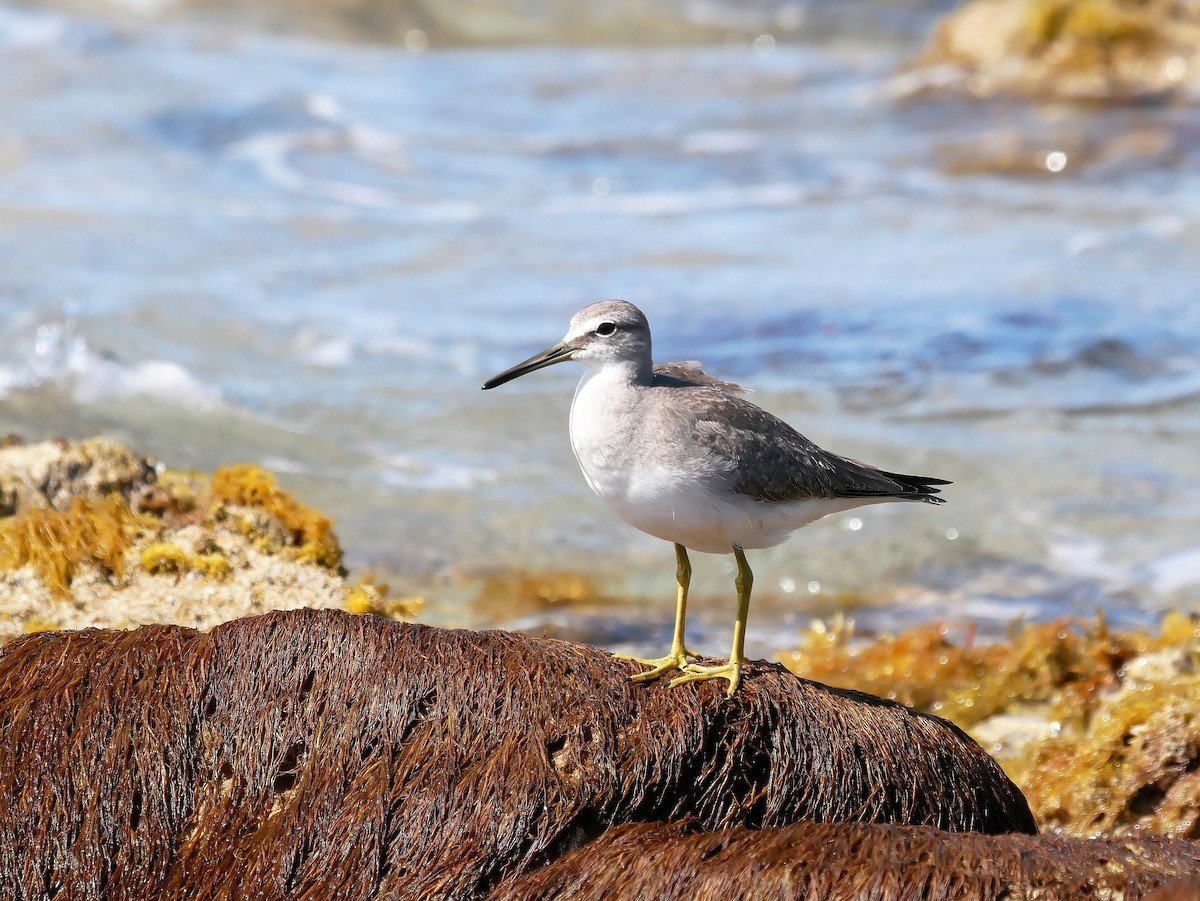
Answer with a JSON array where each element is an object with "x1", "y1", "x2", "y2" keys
[{"x1": 1, "y1": 3, "x2": 1199, "y2": 657}]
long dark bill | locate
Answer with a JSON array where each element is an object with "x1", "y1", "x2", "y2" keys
[{"x1": 481, "y1": 343, "x2": 574, "y2": 390}]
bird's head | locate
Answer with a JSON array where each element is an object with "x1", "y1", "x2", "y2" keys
[{"x1": 482, "y1": 300, "x2": 652, "y2": 389}]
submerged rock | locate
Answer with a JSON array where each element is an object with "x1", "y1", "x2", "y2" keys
[
  {"x1": 0, "y1": 608, "x2": 1033, "y2": 900},
  {"x1": 907, "y1": 0, "x2": 1200, "y2": 101}
]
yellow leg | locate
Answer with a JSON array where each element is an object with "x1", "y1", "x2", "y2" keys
[
  {"x1": 615, "y1": 543, "x2": 700, "y2": 681},
  {"x1": 671, "y1": 545, "x2": 752, "y2": 696}
]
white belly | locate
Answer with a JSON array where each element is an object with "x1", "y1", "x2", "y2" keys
[
  {"x1": 605, "y1": 484, "x2": 872, "y2": 555},
  {"x1": 568, "y1": 368, "x2": 875, "y2": 554}
]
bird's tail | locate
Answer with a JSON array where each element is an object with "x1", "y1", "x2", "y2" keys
[{"x1": 876, "y1": 470, "x2": 951, "y2": 504}]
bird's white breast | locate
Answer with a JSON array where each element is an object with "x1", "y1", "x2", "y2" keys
[
  {"x1": 568, "y1": 367, "x2": 870, "y2": 554},
  {"x1": 569, "y1": 367, "x2": 637, "y2": 502}
]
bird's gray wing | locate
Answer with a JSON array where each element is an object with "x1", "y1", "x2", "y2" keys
[
  {"x1": 653, "y1": 361, "x2": 749, "y2": 394},
  {"x1": 686, "y1": 390, "x2": 947, "y2": 503}
]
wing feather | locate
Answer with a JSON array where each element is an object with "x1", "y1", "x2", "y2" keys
[
  {"x1": 653, "y1": 361, "x2": 749, "y2": 394},
  {"x1": 684, "y1": 391, "x2": 948, "y2": 504}
]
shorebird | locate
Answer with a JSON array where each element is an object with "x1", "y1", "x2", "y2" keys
[{"x1": 482, "y1": 300, "x2": 948, "y2": 695}]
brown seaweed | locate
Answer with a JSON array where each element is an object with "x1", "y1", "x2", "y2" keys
[
  {"x1": 492, "y1": 820, "x2": 1200, "y2": 901},
  {"x1": 0, "y1": 607, "x2": 1033, "y2": 900}
]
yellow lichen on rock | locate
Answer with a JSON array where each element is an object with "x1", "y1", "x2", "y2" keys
[
  {"x1": 1026, "y1": 0, "x2": 1154, "y2": 48},
  {"x1": 191, "y1": 552, "x2": 234, "y2": 580},
  {"x1": 344, "y1": 575, "x2": 424, "y2": 620},
  {"x1": 0, "y1": 495, "x2": 152, "y2": 597},
  {"x1": 210, "y1": 464, "x2": 342, "y2": 569},
  {"x1": 140, "y1": 542, "x2": 233, "y2": 580},
  {"x1": 140, "y1": 542, "x2": 193, "y2": 575},
  {"x1": 998, "y1": 611, "x2": 1200, "y2": 837},
  {"x1": 0, "y1": 438, "x2": 416, "y2": 643}
]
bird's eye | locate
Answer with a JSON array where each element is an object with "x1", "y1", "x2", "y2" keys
[{"x1": 596, "y1": 322, "x2": 617, "y2": 336}]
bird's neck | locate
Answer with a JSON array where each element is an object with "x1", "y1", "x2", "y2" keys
[{"x1": 580, "y1": 357, "x2": 652, "y2": 386}]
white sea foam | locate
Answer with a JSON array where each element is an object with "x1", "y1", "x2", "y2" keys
[
  {"x1": 0, "y1": 7, "x2": 66, "y2": 49},
  {"x1": 258, "y1": 455, "x2": 307, "y2": 475},
  {"x1": 540, "y1": 182, "x2": 810, "y2": 216},
  {"x1": 1144, "y1": 548, "x2": 1200, "y2": 595},
  {"x1": 0, "y1": 318, "x2": 222, "y2": 410},
  {"x1": 227, "y1": 132, "x2": 401, "y2": 208},
  {"x1": 1047, "y1": 534, "x2": 1125, "y2": 582},
  {"x1": 216, "y1": 94, "x2": 482, "y2": 216},
  {"x1": 679, "y1": 130, "x2": 762, "y2": 155},
  {"x1": 380, "y1": 453, "x2": 495, "y2": 492},
  {"x1": 291, "y1": 330, "x2": 356, "y2": 369},
  {"x1": 362, "y1": 336, "x2": 437, "y2": 359},
  {"x1": 0, "y1": 352, "x2": 222, "y2": 409},
  {"x1": 227, "y1": 126, "x2": 479, "y2": 220},
  {"x1": 70, "y1": 354, "x2": 223, "y2": 408}
]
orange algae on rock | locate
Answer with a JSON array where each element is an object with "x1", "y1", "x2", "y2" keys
[
  {"x1": 140, "y1": 542, "x2": 233, "y2": 580},
  {"x1": 785, "y1": 613, "x2": 1200, "y2": 837},
  {"x1": 911, "y1": 0, "x2": 1200, "y2": 101},
  {"x1": 466, "y1": 568, "x2": 608, "y2": 623},
  {"x1": 0, "y1": 457, "x2": 341, "y2": 599},
  {"x1": 210, "y1": 464, "x2": 342, "y2": 569},
  {"x1": 1002, "y1": 611, "x2": 1200, "y2": 837},
  {"x1": 1025, "y1": 0, "x2": 1160, "y2": 53},
  {"x1": 0, "y1": 495, "x2": 152, "y2": 597},
  {"x1": 343, "y1": 574, "x2": 423, "y2": 620},
  {"x1": 783, "y1": 616, "x2": 1132, "y2": 730}
]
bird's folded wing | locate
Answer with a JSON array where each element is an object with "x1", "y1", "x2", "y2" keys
[
  {"x1": 688, "y1": 393, "x2": 942, "y2": 503},
  {"x1": 654, "y1": 361, "x2": 750, "y2": 394}
]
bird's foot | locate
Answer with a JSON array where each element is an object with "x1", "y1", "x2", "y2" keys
[
  {"x1": 670, "y1": 659, "x2": 744, "y2": 696},
  {"x1": 614, "y1": 648, "x2": 700, "y2": 682}
]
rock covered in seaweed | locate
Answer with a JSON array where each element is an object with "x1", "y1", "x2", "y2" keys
[
  {"x1": 492, "y1": 820, "x2": 1200, "y2": 901},
  {"x1": 0, "y1": 608, "x2": 1034, "y2": 901},
  {"x1": 906, "y1": 0, "x2": 1200, "y2": 101},
  {"x1": 0, "y1": 437, "x2": 414, "y2": 642},
  {"x1": 0, "y1": 435, "x2": 158, "y2": 515}
]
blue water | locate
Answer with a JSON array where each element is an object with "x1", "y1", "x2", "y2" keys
[{"x1": 2, "y1": 3, "x2": 1199, "y2": 656}]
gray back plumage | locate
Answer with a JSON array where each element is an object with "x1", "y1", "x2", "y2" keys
[
  {"x1": 648, "y1": 363, "x2": 947, "y2": 505},
  {"x1": 653, "y1": 361, "x2": 748, "y2": 393}
]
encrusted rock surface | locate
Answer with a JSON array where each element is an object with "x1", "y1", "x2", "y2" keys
[
  {"x1": 907, "y1": 0, "x2": 1200, "y2": 101},
  {"x1": 0, "y1": 438, "x2": 412, "y2": 642},
  {"x1": 0, "y1": 435, "x2": 157, "y2": 515}
]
